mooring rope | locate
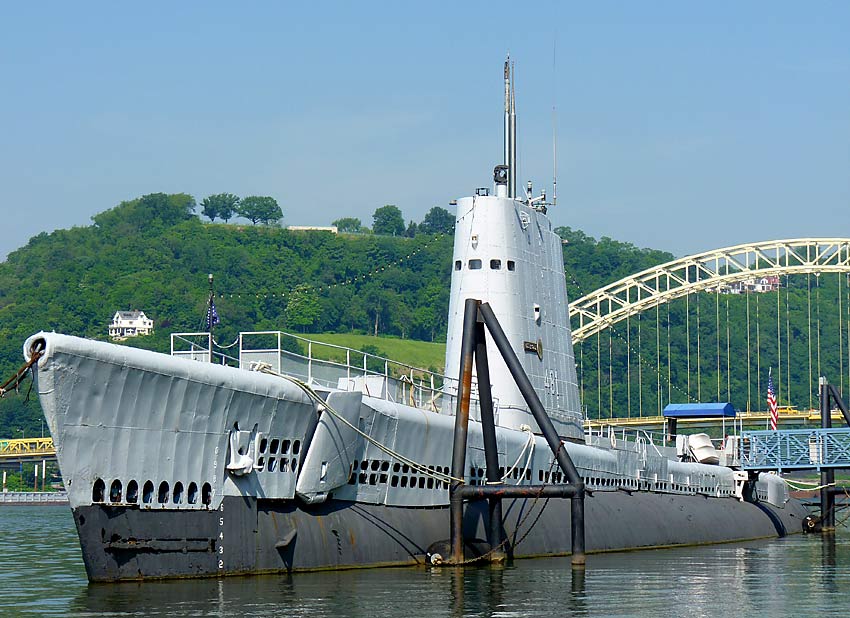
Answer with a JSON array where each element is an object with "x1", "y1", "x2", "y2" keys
[
  {"x1": 0, "y1": 343, "x2": 44, "y2": 398},
  {"x1": 784, "y1": 479, "x2": 835, "y2": 492},
  {"x1": 488, "y1": 425, "x2": 535, "y2": 485},
  {"x1": 252, "y1": 362, "x2": 465, "y2": 485}
]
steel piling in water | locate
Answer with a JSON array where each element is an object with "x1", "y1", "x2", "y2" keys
[
  {"x1": 475, "y1": 319, "x2": 506, "y2": 561},
  {"x1": 477, "y1": 302, "x2": 586, "y2": 567},
  {"x1": 820, "y1": 378, "x2": 836, "y2": 531},
  {"x1": 817, "y1": 376, "x2": 850, "y2": 532},
  {"x1": 449, "y1": 299, "x2": 480, "y2": 564},
  {"x1": 446, "y1": 299, "x2": 586, "y2": 568}
]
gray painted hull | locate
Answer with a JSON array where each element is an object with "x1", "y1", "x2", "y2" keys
[
  {"x1": 26, "y1": 331, "x2": 808, "y2": 582},
  {"x1": 74, "y1": 492, "x2": 806, "y2": 582}
]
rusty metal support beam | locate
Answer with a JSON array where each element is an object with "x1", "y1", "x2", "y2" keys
[
  {"x1": 477, "y1": 301, "x2": 586, "y2": 567},
  {"x1": 449, "y1": 298, "x2": 479, "y2": 564},
  {"x1": 827, "y1": 384, "x2": 850, "y2": 428},
  {"x1": 474, "y1": 319, "x2": 506, "y2": 560},
  {"x1": 820, "y1": 377, "x2": 836, "y2": 531},
  {"x1": 447, "y1": 299, "x2": 587, "y2": 567}
]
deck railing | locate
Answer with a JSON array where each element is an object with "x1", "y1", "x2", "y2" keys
[
  {"x1": 740, "y1": 427, "x2": 850, "y2": 471},
  {"x1": 0, "y1": 491, "x2": 68, "y2": 504},
  {"x1": 170, "y1": 330, "x2": 488, "y2": 418},
  {"x1": 584, "y1": 423, "x2": 669, "y2": 457}
]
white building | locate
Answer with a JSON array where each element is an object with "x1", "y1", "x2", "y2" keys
[
  {"x1": 725, "y1": 276, "x2": 782, "y2": 294},
  {"x1": 109, "y1": 310, "x2": 154, "y2": 340},
  {"x1": 711, "y1": 275, "x2": 782, "y2": 295},
  {"x1": 286, "y1": 225, "x2": 338, "y2": 234}
]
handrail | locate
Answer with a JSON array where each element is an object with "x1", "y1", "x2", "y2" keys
[
  {"x1": 239, "y1": 330, "x2": 440, "y2": 378},
  {"x1": 583, "y1": 422, "x2": 668, "y2": 455},
  {"x1": 170, "y1": 330, "x2": 494, "y2": 416},
  {"x1": 740, "y1": 427, "x2": 850, "y2": 471}
]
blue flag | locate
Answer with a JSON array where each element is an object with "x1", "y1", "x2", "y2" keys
[{"x1": 206, "y1": 297, "x2": 220, "y2": 331}]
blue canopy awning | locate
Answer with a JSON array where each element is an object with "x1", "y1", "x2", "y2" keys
[{"x1": 663, "y1": 402, "x2": 736, "y2": 418}]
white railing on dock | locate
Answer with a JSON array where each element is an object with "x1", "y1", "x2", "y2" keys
[
  {"x1": 0, "y1": 491, "x2": 68, "y2": 505},
  {"x1": 740, "y1": 427, "x2": 850, "y2": 471}
]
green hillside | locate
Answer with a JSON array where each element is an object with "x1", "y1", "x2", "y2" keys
[
  {"x1": 303, "y1": 333, "x2": 446, "y2": 372},
  {"x1": 7, "y1": 192, "x2": 839, "y2": 429},
  {"x1": 0, "y1": 192, "x2": 675, "y2": 436}
]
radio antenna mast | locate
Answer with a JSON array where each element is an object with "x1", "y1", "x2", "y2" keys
[
  {"x1": 510, "y1": 59, "x2": 516, "y2": 199},
  {"x1": 504, "y1": 55, "x2": 511, "y2": 195},
  {"x1": 552, "y1": 36, "x2": 558, "y2": 208}
]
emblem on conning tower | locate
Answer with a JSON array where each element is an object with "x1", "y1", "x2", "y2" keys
[{"x1": 523, "y1": 338, "x2": 543, "y2": 360}]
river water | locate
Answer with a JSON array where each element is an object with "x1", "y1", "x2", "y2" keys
[{"x1": 1, "y1": 506, "x2": 848, "y2": 617}]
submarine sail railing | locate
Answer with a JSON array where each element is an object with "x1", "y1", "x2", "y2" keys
[{"x1": 170, "y1": 329, "x2": 493, "y2": 417}]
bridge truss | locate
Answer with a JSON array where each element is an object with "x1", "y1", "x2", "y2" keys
[
  {"x1": 570, "y1": 238, "x2": 850, "y2": 343},
  {"x1": 0, "y1": 437, "x2": 55, "y2": 463},
  {"x1": 568, "y1": 238, "x2": 850, "y2": 418}
]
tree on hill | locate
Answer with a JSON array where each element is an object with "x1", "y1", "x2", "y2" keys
[
  {"x1": 372, "y1": 205, "x2": 405, "y2": 236},
  {"x1": 332, "y1": 217, "x2": 363, "y2": 233},
  {"x1": 412, "y1": 283, "x2": 448, "y2": 341},
  {"x1": 285, "y1": 284, "x2": 321, "y2": 332},
  {"x1": 92, "y1": 192, "x2": 196, "y2": 234},
  {"x1": 15, "y1": 189, "x2": 846, "y2": 429},
  {"x1": 419, "y1": 206, "x2": 455, "y2": 235},
  {"x1": 555, "y1": 225, "x2": 674, "y2": 298},
  {"x1": 238, "y1": 196, "x2": 282, "y2": 225},
  {"x1": 201, "y1": 193, "x2": 240, "y2": 223},
  {"x1": 146, "y1": 193, "x2": 196, "y2": 223}
]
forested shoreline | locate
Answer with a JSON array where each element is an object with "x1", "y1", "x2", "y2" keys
[{"x1": 1, "y1": 190, "x2": 772, "y2": 435}]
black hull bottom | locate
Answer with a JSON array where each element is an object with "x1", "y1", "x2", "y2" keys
[{"x1": 74, "y1": 492, "x2": 807, "y2": 582}]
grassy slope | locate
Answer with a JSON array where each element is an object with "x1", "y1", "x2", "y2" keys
[{"x1": 304, "y1": 332, "x2": 447, "y2": 372}]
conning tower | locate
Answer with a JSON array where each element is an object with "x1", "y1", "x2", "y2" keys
[{"x1": 444, "y1": 58, "x2": 583, "y2": 440}]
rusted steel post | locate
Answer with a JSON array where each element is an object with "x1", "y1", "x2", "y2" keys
[
  {"x1": 474, "y1": 320, "x2": 505, "y2": 560},
  {"x1": 570, "y1": 496, "x2": 586, "y2": 566},
  {"x1": 666, "y1": 418, "x2": 678, "y2": 444},
  {"x1": 820, "y1": 377, "x2": 835, "y2": 531},
  {"x1": 450, "y1": 298, "x2": 479, "y2": 563},
  {"x1": 478, "y1": 301, "x2": 586, "y2": 567},
  {"x1": 827, "y1": 384, "x2": 850, "y2": 427}
]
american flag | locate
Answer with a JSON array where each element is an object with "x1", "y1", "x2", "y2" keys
[
  {"x1": 767, "y1": 372, "x2": 778, "y2": 430},
  {"x1": 205, "y1": 296, "x2": 220, "y2": 331}
]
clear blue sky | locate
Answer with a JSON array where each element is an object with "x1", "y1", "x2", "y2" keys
[{"x1": 1, "y1": 2, "x2": 848, "y2": 261}]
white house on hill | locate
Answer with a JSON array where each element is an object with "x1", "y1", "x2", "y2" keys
[
  {"x1": 109, "y1": 310, "x2": 154, "y2": 340},
  {"x1": 287, "y1": 225, "x2": 338, "y2": 234}
]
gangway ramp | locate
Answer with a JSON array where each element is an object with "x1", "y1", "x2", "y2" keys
[{"x1": 740, "y1": 427, "x2": 850, "y2": 472}]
